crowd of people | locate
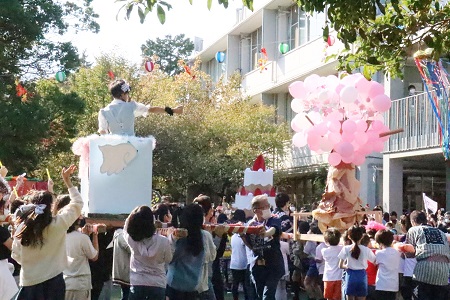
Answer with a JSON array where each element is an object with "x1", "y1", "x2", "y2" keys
[{"x1": 0, "y1": 163, "x2": 450, "y2": 300}]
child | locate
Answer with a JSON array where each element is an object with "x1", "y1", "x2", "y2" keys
[
  {"x1": 360, "y1": 234, "x2": 377, "y2": 300},
  {"x1": 98, "y1": 79, "x2": 183, "y2": 136},
  {"x1": 374, "y1": 229, "x2": 401, "y2": 300},
  {"x1": 12, "y1": 165, "x2": 82, "y2": 300},
  {"x1": 321, "y1": 228, "x2": 343, "y2": 300},
  {"x1": 124, "y1": 205, "x2": 173, "y2": 300},
  {"x1": 338, "y1": 225, "x2": 376, "y2": 300}
]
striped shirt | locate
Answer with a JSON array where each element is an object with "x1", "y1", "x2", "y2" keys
[{"x1": 406, "y1": 225, "x2": 450, "y2": 285}]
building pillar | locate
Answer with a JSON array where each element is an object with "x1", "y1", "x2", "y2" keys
[
  {"x1": 382, "y1": 155, "x2": 403, "y2": 214},
  {"x1": 446, "y1": 163, "x2": 450, "y2": 211},
  {"x1": 359, "y1": 155, "x2": 382, "y2": 209}
]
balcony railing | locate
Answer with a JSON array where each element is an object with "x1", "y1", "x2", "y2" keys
[{"x1": 385, "y1": 91, "x2": 446, "y2": 153}]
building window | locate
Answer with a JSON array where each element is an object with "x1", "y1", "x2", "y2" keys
[
  {"x1": 207, "y1": 53, "x2": 226, "y2": 82},
  {"x1": 288, "y1": 5, "x2": 325, "y2": 50},
  {"x1": 250, "y1": 27, "x2": 262, "y2": 70}
]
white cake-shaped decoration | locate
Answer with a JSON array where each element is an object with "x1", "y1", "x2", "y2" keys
[{"x1": 234, "y1": 155, "x2": 276, "y2": 209}]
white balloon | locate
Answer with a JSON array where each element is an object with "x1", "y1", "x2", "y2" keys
[
  {"x1": 291, "y1": 98, "x2": 305, "y2": 113},
  {"x1": 340, "y1": 85, "x2": 358, "y2": 104}
]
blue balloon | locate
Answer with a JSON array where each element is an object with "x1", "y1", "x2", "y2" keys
[{"x1": 215, "y1": 51, "x2": 225, "y2": 63}]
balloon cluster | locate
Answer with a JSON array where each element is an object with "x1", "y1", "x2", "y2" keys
[{"x1": 289, "y1": 73, "x2": 392, "y2": 166}]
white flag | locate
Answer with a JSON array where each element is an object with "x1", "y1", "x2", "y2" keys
[{"x1": 423, "y1": 193, "x2": 438, "y2": 214}]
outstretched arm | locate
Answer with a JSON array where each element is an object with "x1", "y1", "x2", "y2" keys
[{"x1": 148, "y1": 105, "x2": 183, "y2": 115}]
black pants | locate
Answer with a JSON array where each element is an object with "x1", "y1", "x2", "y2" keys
[
  {"x1": 417, "y1": 281, "x2": 449, "y2": 300},
  {"x1": 375, "y1": 290, "x2": 396, "y2": 300},
  {"x1": 15, "y1": 273, "x2": 65, "y2": 300},
  {"x1": 231, "y1": 269, "x2": 248, "y2": 300},
  {"x1": 400, "y1": 276, "x2": 417, "y2": 300}
]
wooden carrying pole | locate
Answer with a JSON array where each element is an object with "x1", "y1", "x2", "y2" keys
[{"x1": 292, "y1": 210, "x2": 383, "y2": 242}]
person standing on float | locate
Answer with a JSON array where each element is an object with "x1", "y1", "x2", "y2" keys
[{"x1": 98, "y1": 79, "x2": 183, "y2": 136}]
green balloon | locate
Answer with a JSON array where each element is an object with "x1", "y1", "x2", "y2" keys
[
  {"x1": 55, "y1": 71, "x2": 66, "y2": 83},
  {"x1": 279, "y1": 43, "x2": 289, "y2": 54}
]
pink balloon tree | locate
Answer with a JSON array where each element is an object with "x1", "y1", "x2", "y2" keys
[{"x1": 289, "y1": 73, "x2": 400, "y2": 231}]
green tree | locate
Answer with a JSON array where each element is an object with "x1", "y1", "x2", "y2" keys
[
  {"x1": 120, "y1": 0, "x2": 450, "y2": 78},
  {"x1": 0, "y1": 79, "x2": 85, "y2": 177},
  {"x1": 116, "y1": 0, "x2": 253, "y2": 24},
  {"x1": 64, "y1": 55, "x2": 288, "y2": 201},
  {"x1": 141, "y1": 34, "x2": 194, "y2": 76}
]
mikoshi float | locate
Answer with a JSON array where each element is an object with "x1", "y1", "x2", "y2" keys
[{"x1": 289, "y1": 73, "x2": 400, "y2": 240}]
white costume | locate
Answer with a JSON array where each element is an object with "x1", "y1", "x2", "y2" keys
[{"x1": 98, "y1": 99, "x2": 149, "y2": 136}]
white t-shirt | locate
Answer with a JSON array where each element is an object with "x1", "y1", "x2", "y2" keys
[
  {"x1": 402, "y1": 257, "x2": 417, "y2": 277},
  {"x1": 280, "y1": 240, "x2": 290, "y2": 278},
  {"x1": 375, "y1": 247, "x2": 401, "y2": 292},
  {"x1": 315, "y1": 242, "x2": 327, "y2": 275},
  {"x1": 230, "y1": 234, "x2": 247, "y2": 270},
  {"x1": 338, "y1": 244, "x2": 375, "y2": 270},
  {"x1": 304, "y1": 241, "x2": 317, "y2": 258},
  {"x1": 321, "y1": 245, "x2": 343, "y2": 281},
  {"x1": 64, "y1": 231, "x2": 98, "y2": 291}
]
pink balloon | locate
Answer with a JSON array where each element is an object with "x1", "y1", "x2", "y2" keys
[
  {"x1": 354, "y1": 131, "x2": 369, "y2": 145},
  {"x1": 371, "y1": 120, "x2": 385, "y2": 132},
  {"x1": 368, "y1": 81, "x2": 384, "y2": 99},
  {"x1": 328, "y1": 131, "x2": 342, "y2": 145},
  {"x1": 289, "y1": 81, "x2": 307, "y2": 99},
  {"x1": 328, "y1": 152, "x2": 342, "y2": 166},
  {"x1": 372, "y1": 94, "x2": 391, "y2": 112},
  {"x1": 341, "y1": 154, "x2": 354, "y2": 164},
  {"x1": 325, "y1": 75, "x2": 339, "y2": 88},
  {"x1": 320, "y1": 137, "x2": 334, "y2": 152},
  {"x1": 291, "y1": 98, "x2": 305, "y2": 113},
  {"x1": 307, "y1": 132, "x2": 321, "y2": 150},
  {"x1": 327, "y1": 120, "x2": 342, "y2": 133},
  {"x1": 372, "y1": 140, "x2": 385, "y2": 152},
  {"x1": 340, "y1": 73, "x2": 361, "y2": 86},
  {"x1": 325, "y1": 111, "x2": 342, "y2": 122},
  {"x1": 315, "y1": 122, "x2": 329, "y2": 136},
  {"x1": 342, "y1": 119, "x2": 357, "y2": 133},
  {"x1": 291, "y1": 118, "x2": 301, "y2": 132},
  {"x1": 336, "y1": 142, "x2": 354, "y2": 158},
  {"x1": 352, "y1": 152, "x2": 366, "y2": 165},
  {"x1": 355, "y1": 120, "x2": 368, "y2": 132},
  {"x1": 293, "y1": 132, "x2": 307, "y2": 148},
  {"x1": 304, "y1": 74, "x2": 321, "y2": 91},
  {"x1": 355, "y1": 77, "x2": 371, "y2": 97},
  {"x1": 342, "y1": 132, "x2": 355, "y2": 143},
  {"x1": 335, "y1": 83, "x2": 344, "y2": 95}
]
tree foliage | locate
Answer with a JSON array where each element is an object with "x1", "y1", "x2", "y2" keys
[
  {"x1": 120, "y1": 0, "x2": 450, "y2": 78},
  {"x1": 63, "y1": 55, "x2": 289, "y2": 200},
  {"x1": 116, "y1": 0, "x2": 253, "y2": 24},
  {"x1": 141, "y1": 34, "x2": 194, "y2": 76},
  {"x1": 0, "y1": 79, "x2": 85, "y2": 179}
]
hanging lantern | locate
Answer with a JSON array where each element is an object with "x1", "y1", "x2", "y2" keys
[
  {"x1": 215, "y1": 51, "x2": 225, "y2": 63},
  {"x1": 278, "y1": 43, "x2": 290, "y2": 54},
  {"x1": 144, "y1": 61, "x2": 154, "y2": 72},
  {"x1": 327, "y1": 35, "x2": 335, "y2": 47},
  {"x1": 55, "y1": 71, "x2": 66, "y2": 83}
]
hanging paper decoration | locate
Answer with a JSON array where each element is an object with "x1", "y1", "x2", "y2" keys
[
  {"x1": 144, "y1": 61, "x2": 154, "y2": 72},
  {"x1": 107, "y1": 70, "x2": 115, "y2": 80},
  {"x1": 414, "y1": 49, "x2": 450, "y2": 159},
  {"x1": 258, "y1": 47, "x2": 268, "y2": 73},
  {"x1": 327, "y1": 35, "x2": 335, "y2": 47},
  {"x1": 215, "y1": 51, "x2": 225, "y2": 63},
  {"x1": 279, "y1": 43, "x2": 289, "y2": 54},
  {"x1": 55, "y1": 71, "x2": 66, "y2": 83},
  {"x1": 15, "y1": 79, "x2": 29, "y2": 102},
  {"x1": 183, "y1": 65, "x2": 195, "y2": 79}
]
